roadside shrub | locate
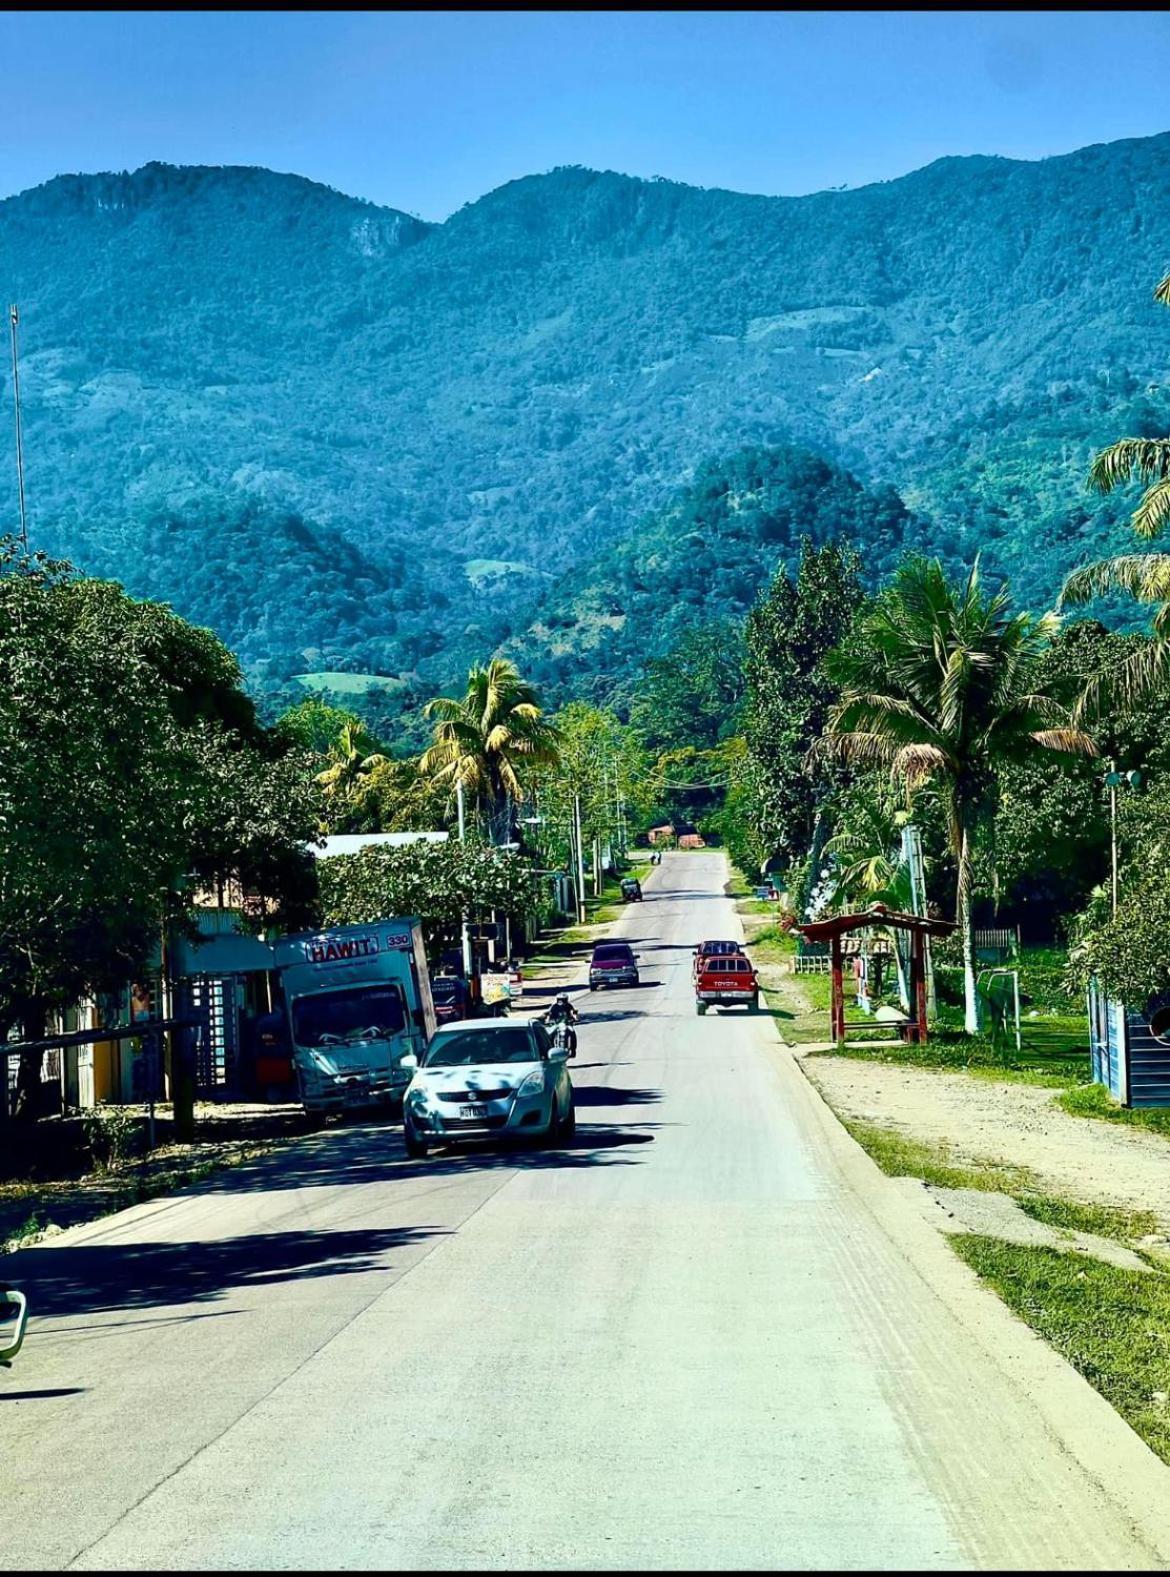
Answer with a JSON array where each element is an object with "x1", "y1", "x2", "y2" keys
[{"x1": 81, "y1": 1108, "x2": 145, "y2": 1171}]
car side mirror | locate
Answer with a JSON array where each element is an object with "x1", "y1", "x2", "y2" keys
[
  {"x1": 547, "y1": 1045, "x2": 570, "y2": 1063},
  {"x1": 401, "y1": 1053, "x2": 418, "y2": 1071},
  {"x1": 0, "y1": 1289, "x2": 28, "y2": 1365}
]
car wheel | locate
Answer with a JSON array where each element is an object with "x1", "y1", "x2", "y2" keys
[
  {"x1": 561, "y1": 1094, "x2": 576, "y2": 1139},
  {"x1": 749, "y1": 994, "x2": 760, "y2": 1013},
  {"x1": 544, "y1": 1098, "x2": 562, "y2": 1147},
  {"x1": 696, "y1": 1002, "x2": 707, "y2": 1016},
  {"x1": 403, "y1": 1118, "x2": 428, "y2": 1159}
]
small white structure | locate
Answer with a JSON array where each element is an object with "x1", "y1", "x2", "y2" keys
[{"x1": 308, "y1": 832, "x2": 449, "y2": 860}]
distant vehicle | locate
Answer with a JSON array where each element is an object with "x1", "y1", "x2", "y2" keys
[
  {"x1": 620, "y1": 878, "x2": 643, "y2": 903},
  {"x1": 589, "y1": 941, "x2": 640, "y2": 990},
  {"x1": 273, "y1": 919, "x2": 437, "y2": 1118},
  {"x1": 402, "y1": 1019, "x2": 574, "y2": 1158},
  {"x1": 695, "y1": 953, "x2": 759, "y2": 1015},
  {"x1": 430, "y1": 974, "x2": 472, "y2": 1027},
  {"x1": 692, "y1": 939, "x2": 747, "y2": 982}
]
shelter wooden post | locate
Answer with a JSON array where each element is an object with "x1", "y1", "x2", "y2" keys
[
  {"x1": 830, "y1": 936, "x2": 845, "y2": 1044},
  {"x1": 911, "y1": 932, "x2": 928, "y2": 1043}
]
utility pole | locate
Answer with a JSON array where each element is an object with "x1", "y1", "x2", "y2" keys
[
  {"x1": 456, "y1": 779, "x2": 473, "y2": 979},
  {"x1": 573, "y1": 792, "x2": 587, "y2": 924},
  {"x1": 9, "y1": 303, "x2": 27, "y2": 546}
]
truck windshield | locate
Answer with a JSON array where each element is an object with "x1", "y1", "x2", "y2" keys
[{"x1": 291, "y1": 986, "x2": 407, "y2": 1046}]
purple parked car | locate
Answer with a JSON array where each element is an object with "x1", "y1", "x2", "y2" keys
[{"x1": 588, "y1": 941, "x2": 640, "y2": 990}]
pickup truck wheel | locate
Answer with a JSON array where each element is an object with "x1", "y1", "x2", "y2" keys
[
  {"x1": 696, "y1": 1002, "x2": 707, "y2": 1016},
  {"x1": 749, "y1": 994, "x2": 760, "y2": 1013}
]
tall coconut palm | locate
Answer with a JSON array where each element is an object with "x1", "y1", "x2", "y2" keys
[
  {"x1": 420, "y1": 659, "x2": 561, "y2": 844},
  {"x1": 1060, "y1": 272, "x2": 1170, "y2": 714},
  {"x1": 823, "y1": 557, "x2": 1095, "y2": 1033},
  {"x1": 315, "y1": 722, "x2": 387, "y2": 816}
]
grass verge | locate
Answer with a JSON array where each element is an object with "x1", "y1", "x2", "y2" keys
[
  {"x1": 839, "y1": 1117, "x2": 1036, "y2": 1194},
  {"x1": 1059, "y1": 1081, "x2": 1170, "y2": 1138},
  {"x1": 953, "y1": 1235, "x2": 1170, "y2": 1466},
  {"x1": 1016, "y1": 1195, "x2": 1161, "y2": 1244}
]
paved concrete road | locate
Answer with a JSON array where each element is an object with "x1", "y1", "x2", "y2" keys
[{"x1": 5, "y1": 853, "x2": 1170, "y2": 1570}]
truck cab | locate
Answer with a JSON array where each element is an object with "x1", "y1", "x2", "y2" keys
[{"x1": 273, "y1": 919, "x2": 436, "y2": 1116}]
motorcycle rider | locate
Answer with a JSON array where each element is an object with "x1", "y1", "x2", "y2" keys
[{"x1": 544, "y1": 991, "x2": 579, "y2": 1055}]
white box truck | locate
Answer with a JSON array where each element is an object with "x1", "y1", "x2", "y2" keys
[{"x1": 273, "y1": 918, "x2": 437, "y2": 1117}]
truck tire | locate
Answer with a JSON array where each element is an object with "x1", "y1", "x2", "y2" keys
[
  {"x1": 696, "y1": 1002, "x2": 707, "y2": 1016},
  {"x1": 749, "y1": 994, "x2": 760, "y2": 1013}
]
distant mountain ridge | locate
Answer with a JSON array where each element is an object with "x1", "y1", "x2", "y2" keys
[{"x1": 1, "y1": 136, "x2": 1169, "y2": 697}]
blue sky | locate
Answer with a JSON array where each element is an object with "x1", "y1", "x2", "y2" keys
[{"x1": 2, "y1": 10, "x2": 1169, "y2": 219}]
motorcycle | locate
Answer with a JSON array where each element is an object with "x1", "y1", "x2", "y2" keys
[{"x1": 543, "y1": 1014, "x2": 578, "y2": 1057}]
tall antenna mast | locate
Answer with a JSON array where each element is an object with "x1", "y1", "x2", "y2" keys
[{"x1": 9, "y1": 302, "x2": 27, "y2": 546}]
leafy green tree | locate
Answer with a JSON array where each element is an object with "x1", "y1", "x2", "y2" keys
[
  {"x1": 630, "y1": 622, "x2": 744, "y2": 755},
  {"x1": 741, "y1": 539, "x2": 863, "y2": 873},
  {"x1": 1061, "y1": 272, "x2": 1170, "y2": 711},
  {"x1": 1068, "y1": 774, "x2": 1170, "y2": 1004},
  {"x1": 528, "y1": 702, "x2": 647, "y2": 878},
  {"x1": 824, "y1": 556, "x2": 1095, "y2": 1032},
  {"x1": 317, "y1": 840, "x2": 536, "y2": 951},
  {"x1": 420, "y1": 659, "x2": 560, "y2": 844},
  {"x1": 0, "y1": 542, "x2": 321, "y2": 1128},
  {"x1": 275, "y1": 697, "x2": 363, "y2": 754}
]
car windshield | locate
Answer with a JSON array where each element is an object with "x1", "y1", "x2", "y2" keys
[
  {"x1": 291, "y1": 985, "x2": 407, "y2": 1047},
  {"x1": 594, "y1": 945, "x2": 633, "y2": 961},
  {"x1": 424, "y1": 1028, "x2": 538, "y2": 1068}
]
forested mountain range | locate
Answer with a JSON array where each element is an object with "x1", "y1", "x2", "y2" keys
[{"x1": 3, "y1": 135, "x2": 1170, "y2": 709}]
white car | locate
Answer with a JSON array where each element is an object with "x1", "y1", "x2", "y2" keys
[{"x1": 402, "y1": 1018, "x2": 575, "y2": 1159}]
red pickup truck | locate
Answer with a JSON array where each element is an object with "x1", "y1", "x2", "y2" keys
[{"x1": 695, "y1": 953, "x2": 760, "y2": 1015}]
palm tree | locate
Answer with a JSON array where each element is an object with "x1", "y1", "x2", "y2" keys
[
  {"x1": 1060, "y1": 272, "x2": 1170, "y2": 714},
  {"x1": 823, "y1": 557, "x2": 1095, "y2": 1033},
  {"x1": 823, "y1": 787, "x2": 914, "y2": 911},
  {"x1": 315, "y1": 721, "x2": 387, "y2": 812},
  {"x1": 420, "y1": 659, "x2": 561, "y2": 844}
]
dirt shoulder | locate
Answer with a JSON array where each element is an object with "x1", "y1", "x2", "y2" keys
[{"x1": 804, "y1": 1054, "x2": 1170, "y2": 1230}]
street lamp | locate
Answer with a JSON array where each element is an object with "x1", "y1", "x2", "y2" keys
[{"x1": 1104, "y1": 762, "x2": 1143, "y2": 917}]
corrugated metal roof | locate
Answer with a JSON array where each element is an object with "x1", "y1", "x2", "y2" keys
[{"x1": 308, "y1": 832, "x2": 449, "y2": 859}]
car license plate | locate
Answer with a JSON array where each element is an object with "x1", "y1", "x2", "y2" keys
[{"x1": 460, "y1": 1104, "x2": 488, "y2": 1119}]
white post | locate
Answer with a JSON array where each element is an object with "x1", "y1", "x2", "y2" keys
[{"x1": 574, "y1": 793, "x2": 586, "y2": 924}]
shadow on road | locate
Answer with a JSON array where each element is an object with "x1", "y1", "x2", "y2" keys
[
  {"x1": 7, "y1": 1224, "x2": 445, "y2": 1318},
  {"x1": 0, "y1": 1388, "x2": 87, "y2": 1402},
  {"x1": 571, "y1": 1086, "x2": 662, "y2": 1108}
]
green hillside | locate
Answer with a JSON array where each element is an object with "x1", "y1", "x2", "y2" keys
[
  {"x1": 3, "y1": 138, "x2": 1170, "y2": 697},
  {"x1": 507, "y1": 444, "x2": 921, "y2": 711}
]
